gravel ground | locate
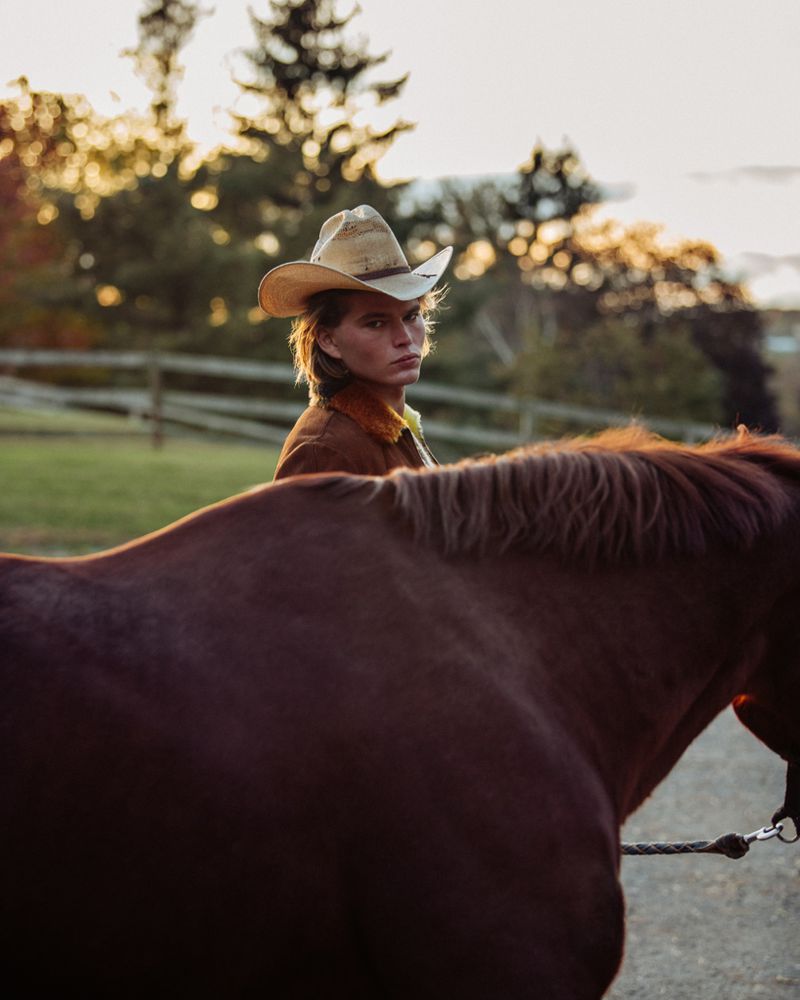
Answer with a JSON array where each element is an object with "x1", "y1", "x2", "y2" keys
[{"x1": 607, "y1": 708, "x2": 800, "y2": 999}]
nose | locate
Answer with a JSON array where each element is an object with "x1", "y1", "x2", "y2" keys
[{"x1": 391, "y1": 319, "x2": 412, "y2": 347}]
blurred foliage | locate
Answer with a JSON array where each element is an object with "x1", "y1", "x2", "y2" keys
[
  {"x1": 0, "y1": 86, "x2": 105, "y2": 352},
  {"x1": 235, "y1": 0, "x2": 411, "y2": 183},
  {"x1": 412, "y1": 153, "x2": 775, "y2": 429},
  {"x1": 0, "y1": 0, "x2": 780, "y2": 432},
  {"x1": 763, "y1": 309, "x2": 800, "y2": 436},
  {"x1": 125, "y1": 0, "x2": 211, "y2": 141},
  {"x1": 531, "y1": 320, "x2": 724, "y2": 422},
  {"x1": 200, "y1": 0, "x2": 415, "y2": 364}
]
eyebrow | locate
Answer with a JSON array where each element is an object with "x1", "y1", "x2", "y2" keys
[{"x1": 355, "y1": 306, "x2": 420, "y2": 321}]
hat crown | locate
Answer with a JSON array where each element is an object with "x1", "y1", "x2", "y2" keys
[
  {"x1": 310, "y1": 205, "x2": 410, "y2": 280},
  {"x1": 257, "y1": 204, "x2": 452, "y2": 317}
]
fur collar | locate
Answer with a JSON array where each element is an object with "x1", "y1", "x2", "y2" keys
[{"x1": 327, "y1": 382, "x2": 407, "y2": 444}]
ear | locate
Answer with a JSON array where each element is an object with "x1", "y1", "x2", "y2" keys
[{"x1": 316, "y1": 327, "x2": 342, "y2": 360}]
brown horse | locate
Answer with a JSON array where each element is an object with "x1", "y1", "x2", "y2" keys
[{"x1": 1, "y1": 426, "x2": 799, "y2": 999}]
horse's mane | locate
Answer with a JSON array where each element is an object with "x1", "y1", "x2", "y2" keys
[{"x1": 332, "y1": 426, "x2": 800, "y2": 566}]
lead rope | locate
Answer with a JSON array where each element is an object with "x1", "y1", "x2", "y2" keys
[{"x1": 621, "y1": 820, "x2": 798, "y2": 859}]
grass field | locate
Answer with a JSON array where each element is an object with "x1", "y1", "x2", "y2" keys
[{"x1": 0, "y1": 407, "x2": 280, "y2": 554}]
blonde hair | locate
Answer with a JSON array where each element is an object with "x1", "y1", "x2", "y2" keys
[{"x1": 288, "y1": 287, "x2": 445, "y2": 404}]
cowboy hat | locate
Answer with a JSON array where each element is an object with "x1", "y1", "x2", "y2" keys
[{"x1": 258, "y1": 205, "x2": 452, "y2": 317}]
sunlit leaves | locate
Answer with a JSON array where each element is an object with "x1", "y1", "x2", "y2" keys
[
  {"x1": 1, "y1": 78, "x2": 179, "y2": 216},
  {"x1": 126, "y1": 0, "x2": 210, "y2": 140},
  {"x1": 95, "y1": 284, "x2": 123, "y2": 307},
  {"x1": 234, "y1": 0, "x2": 410, "y2": 183}
]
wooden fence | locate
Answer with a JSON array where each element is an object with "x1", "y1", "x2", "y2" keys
[{"x1": 0, "y1": 349, "x2": 719, "y2": 451}]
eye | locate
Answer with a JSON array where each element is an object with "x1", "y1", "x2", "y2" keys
[{"x1": 405, "y1": 310, "x2": 421, "y2": 323}]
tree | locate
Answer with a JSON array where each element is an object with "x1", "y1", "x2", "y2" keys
[
  {"x1": 18, "y1": 2, "x2": 242, "y2": 358},
  {"x1": 0, "y1": 82, "x2": 105, "y2": 352},
  {"x1": 196, "y1": 0, "x2": 416, "y2": 359},
  {"x1": 125, "y1": 0, "x2": 210, "y2": 144},
  {"x1": 404, "y1": 144, "x2": 601, "y2": 391},
  {"x1": 415, "y1": 144, "x2": 776, "y2": 430},
  {"x1": 530, "y1": 319, "x2": 724, "y2": 431},
  {"x1": 234, "y1": 0, "x2": 410, "y2": 192},
  {"x1": 0, "y1": 2, "x2": 417, "y2": 367},
  {"x1": 51, "y1": 165, "x2": 246, "y2": 354},
  {"x1": 548, "y1": 219, "x2": 777, "y2": 427}
]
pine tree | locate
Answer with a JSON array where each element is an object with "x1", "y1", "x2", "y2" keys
[
  {"x1": 202, "y1": 0, "x2": 414, "y2": 358},
  {"x1": 210, "y1": 0, "x2": 411, "y2": 253},
  {"x1": 127, "y1": 0, "x2": 209, "y2": 143},
  {"x1": 235, "y1": 0, "x2": 410, "y2": 194}
]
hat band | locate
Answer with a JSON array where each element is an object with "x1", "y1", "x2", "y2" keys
[{"x1": 356, "y1": 264, "x2": 412, "y2": 281}]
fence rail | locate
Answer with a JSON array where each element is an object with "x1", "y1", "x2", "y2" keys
[{"x1": 0, "y1": 349, "x2": 719, "y2": 449}]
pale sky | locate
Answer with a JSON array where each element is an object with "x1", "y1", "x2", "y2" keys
[{"x1": 3, "y1": 0, "x2": 799, "y2": 307}]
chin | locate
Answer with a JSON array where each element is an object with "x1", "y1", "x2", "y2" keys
[{"x1": 397, "y1": 368, "x2": 422, "y2": 386}]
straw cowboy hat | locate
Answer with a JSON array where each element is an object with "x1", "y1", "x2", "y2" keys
[{"x1": 258, "y1": 205, "x2": 452, "y2": 317}]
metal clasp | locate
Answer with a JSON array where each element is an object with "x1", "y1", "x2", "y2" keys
[{"x1": 743, "y1": 823, "x2": 784, "y2": 844}]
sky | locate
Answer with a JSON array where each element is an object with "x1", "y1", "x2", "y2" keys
[{"x1": 3, "y1": 0, "x2": 799, "y2": 308}]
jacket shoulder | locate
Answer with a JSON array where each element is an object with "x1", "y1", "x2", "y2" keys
[{"x1": 273, "y1": 406, "x2": 386, "y2": 479}]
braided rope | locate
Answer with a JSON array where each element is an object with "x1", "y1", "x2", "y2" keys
[{"x1": 621, "y1": 832, "x2": 750, "y2": 859}]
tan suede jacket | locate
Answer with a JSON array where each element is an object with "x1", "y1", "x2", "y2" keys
[{"x1": 273, "y1": 382, "x2": 436, "y2": 480}]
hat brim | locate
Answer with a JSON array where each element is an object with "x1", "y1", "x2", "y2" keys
[{"x1": 258, "y1": 246, "x2": 453, "y2": 318}]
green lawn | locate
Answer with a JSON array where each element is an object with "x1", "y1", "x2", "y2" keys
[
  {"x1": 0, "y1": 407, "x2": 280, "y2": 554},
  {"x1": 0, "y1": 405, "x2": 140, "y2": 433}
]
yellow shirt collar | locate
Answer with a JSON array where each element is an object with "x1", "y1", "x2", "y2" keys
[{"x1": 403, "y1": 403, "x2": 424, "y2": 441}]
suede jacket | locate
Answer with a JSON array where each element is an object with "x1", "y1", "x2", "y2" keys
[{"x1": 273, "y1": 382, "x2": 436, "y2": 480}]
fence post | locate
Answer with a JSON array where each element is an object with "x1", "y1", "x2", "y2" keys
[
  {"x1": 518, "y1": 314, "x2": 541, "y2": 442},
  {"x1": 518, "y1": 401, "x2": 537, "y2": 442},
  {"x1": 148, "y1": 352, "x2": 163, "y2": 449}
]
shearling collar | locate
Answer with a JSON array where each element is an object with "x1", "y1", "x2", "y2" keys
[{"x1": 327, "y1": 382, "x2": 408, "y2": 444}]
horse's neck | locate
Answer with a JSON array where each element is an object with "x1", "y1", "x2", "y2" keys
[
  {"x1": 651, "y1": 551, "x2": 798, "y2": 818},
  {"x1": 493, "y1": 544, "x2": 789, "y2": 822},
  {"x1": 620, "y1": 627, "x2": 770, "y2": 817}
]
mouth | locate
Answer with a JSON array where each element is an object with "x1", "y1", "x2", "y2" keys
[{"x1": 392, "y1": 354, "x2": 421, "y2": 366}]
